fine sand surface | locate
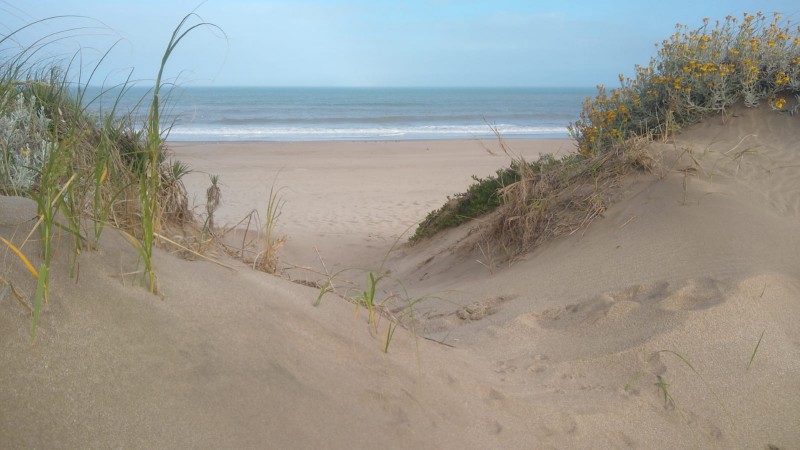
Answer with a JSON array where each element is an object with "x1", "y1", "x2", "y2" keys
[
  {"x1": 3, "y1": 111, "x2": 800, "y2": 449},
  {"x1": 170, "y1": 138, "x2": 571, "y2": 273}
]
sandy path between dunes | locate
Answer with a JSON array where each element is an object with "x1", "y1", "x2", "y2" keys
[{"x1": 171, "y1": 139, "x2": 571, "y2": 271}]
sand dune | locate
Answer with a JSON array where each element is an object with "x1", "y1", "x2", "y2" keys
[{"x1": 2, "y1": 108, "x2": 799, "y2": 448}]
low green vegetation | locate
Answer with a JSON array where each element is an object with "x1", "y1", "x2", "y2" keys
[
  {"x1": 411, "y1": 165, "x2": 521, "y2": 241},
  {"x1": 411, "y1": 154, "x2": 581, "y2": 241},
  {"x1": 414, "y1": 12, "x2": 800, "y2": 251}
]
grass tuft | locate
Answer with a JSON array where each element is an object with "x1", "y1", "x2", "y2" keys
[
  {"x1": 254, "y1": 181, "x2": 285, "y2": 274},
  {"x1": 0, "y1": 13, "x2": 224, "y2": 337},
  {"x1": 204, "y1": 174, "x2": 221, "y2": 232},
  {"x1": 655, "y1": 375, "x2": 676, "y2": 409}
]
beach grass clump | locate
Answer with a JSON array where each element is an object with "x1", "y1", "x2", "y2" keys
[
  {"x1": 481, "y1": 141, "x2": 652, "y2": 255},
  {"x1": 314, "y1": 232, "x2": 424, "y2": 353},
  {"x1": 0, "y1": 74, "x2": 92, "y2": 338},
  {"x1": 570, "y1": 12, "x2": 800, "y2": 157},
  {"x1": 253, "y1": 182, "x2": 285, "y2": 274},
  {"x1": 159, "y1": 159, "x2": 193, "y2": 226},
  {"x1": 352, "y1": 270, "x2": 425, "y2": 353},
  {"x1": 204, "y1": 174, "x2": 222, "y2": 232},
  {"x1": 411, "y1": 149, "x2": 595, "y2": 245},
  {"x1": 0, "y1": 14, "x2": 218, "y2": 336}
]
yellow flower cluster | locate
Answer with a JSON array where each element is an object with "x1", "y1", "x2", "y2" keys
[
  {"x1": 681, "y1": 61, "x2": 735, "y2": 78},
  {"x1": 573, "y1": 86, "x2": 636, "y2": 155}
]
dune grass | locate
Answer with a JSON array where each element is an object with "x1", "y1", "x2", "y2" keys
[
  {"x1": 253, "y1": 181, "x2": 286, "y2": 274},
  {"x1": 316, "y1": 266, "x2": 423, "y2": 353},
  {"x1": 135, "y1": 13, "x2": 222, "y2": 292},
  {"x1": 747, "y1": 329, "x2": 766, "y2": 370},
  {"x1": 204, "y1": 174, "x2": 222, "y2": 233},
  {"x1": 0, "y1": 14, "x2": 222, "y2": 338},
  {"x1": 312, "y1": 226, "x2": 427, "y2": 353},
  {"x1": 414, "y1": 11, "x2": 800, "y2": 256}
]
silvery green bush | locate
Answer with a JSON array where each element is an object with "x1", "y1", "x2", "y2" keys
[{"x1": 0, "y1": 91, "x2": 55, "y2": 193}]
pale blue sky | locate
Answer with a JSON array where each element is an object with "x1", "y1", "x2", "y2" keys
[{"x1": 3, "y1": 0, "x2": 799, "y2": 87}]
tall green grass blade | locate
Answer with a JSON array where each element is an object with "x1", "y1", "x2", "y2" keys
[
  {"x1": 315, "y1": 282, "x2": 332, "y2": 307},
  {"x1": 652, "y1": 349, "x2": 735, "y2": 432},
  {"x1": 134, "y1": 14, "x2": 223, "y2": 292},
  {"x1": 384, "y1": 322, "x2": 397, "y2": 353},
  {"x1": 747, "y1": 330, "x2": 765, "y2": 370},
  {"x1": 367, "y1": 272, "x2": 376, "y2": 306}
]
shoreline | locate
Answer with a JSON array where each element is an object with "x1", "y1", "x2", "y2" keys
[{"x1": 166, "y1": 136, "x2": 573, "y2": 145}]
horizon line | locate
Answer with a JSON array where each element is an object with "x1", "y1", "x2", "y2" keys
[{"x1": 84, "y1": 84, "x2": 598, "y2": 90}]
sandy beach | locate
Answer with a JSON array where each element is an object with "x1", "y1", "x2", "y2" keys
[
  {"x1": 3, "y1": 107, "x2": 800, "y2": 448},
  {"x1": 170, "y1": 138, "x2": 572, "y2": 272}
]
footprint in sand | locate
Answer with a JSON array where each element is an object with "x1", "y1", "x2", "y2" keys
[
  {"x1": 536, "y1": 412, "x2": 578, "y2": 438},
  {"x1": 419, "y1": 295, "x2": 515, "y2": 337},
  {"x1": 528, "y1": 278, "x2": 731, "y2": 357},
  {"x1": 538, "y1": 278, "x2": 727, "y2": 330},
  {"x1": 456, "y1": 295, "x2": 512, "y2": 321},
  {"x1": 658, "y1": 277, "x2": 725, "y2": 311}
]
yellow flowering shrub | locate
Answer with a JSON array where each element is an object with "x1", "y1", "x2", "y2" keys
[{"x1": 570, "y1": 12, "x2": 800, "y2": 157}]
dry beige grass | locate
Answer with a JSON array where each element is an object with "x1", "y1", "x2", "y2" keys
[
  {"x1": 253, "y1": 183, "x2": 285, "y2": 274},
  {"x1": 476, "y1": 135, "x2": 657, "y2": 259}
]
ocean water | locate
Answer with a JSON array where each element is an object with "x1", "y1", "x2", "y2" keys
[{"x1": 87, "y1": 86, "x2": 593, "y2": 141}]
